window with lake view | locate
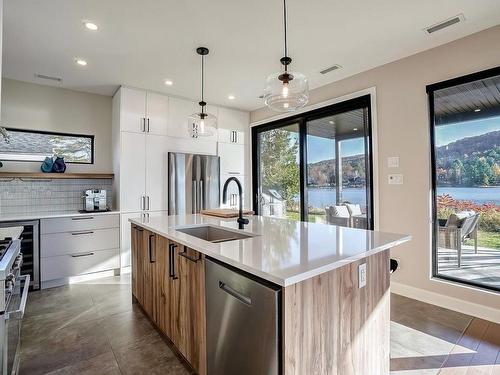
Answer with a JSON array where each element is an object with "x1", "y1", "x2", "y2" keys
[
  {"x1": 253, "y1": 95, "x2": 373, "y2": 229},
  {"x1": 429, "y1": 68, "x2": 500, "y2": 292}
]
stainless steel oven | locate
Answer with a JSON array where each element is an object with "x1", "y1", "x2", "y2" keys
[{"x1": 0, "y1": 236, "x2": 30, "y2": 375}]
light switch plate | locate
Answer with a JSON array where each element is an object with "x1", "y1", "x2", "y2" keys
[
  {"x1": 388, "y1": 174, "x2": 404, "y2": 185},
  {"x1": 388, "y1": 156, "x2": 399, "y2": 168},
  {"x1": 359, "y1": 263, "x2": 367, "y2": 288}
]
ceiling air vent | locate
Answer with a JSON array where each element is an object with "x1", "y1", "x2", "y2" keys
[
  {"x1": 34, "y1": 73, "x2": 63, "y2": 82},
  {"x1": 320, "y1": 64, "x2": 341, "y2": 75},
  {"x1": 425, "y1": 14, "x2": 464, "y2": 34}
]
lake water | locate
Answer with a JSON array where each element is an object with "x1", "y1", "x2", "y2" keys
[
  {"x1": 306, "y1": 186, "x2": 500, "y2": 208},
  {"x1": 436, "y1": 187, "x2": 500, "y2": 205}
]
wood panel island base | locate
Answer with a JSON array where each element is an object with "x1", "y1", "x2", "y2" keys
[{"x1": 130, "y1": 214, "x2": 410, "y2": 375}]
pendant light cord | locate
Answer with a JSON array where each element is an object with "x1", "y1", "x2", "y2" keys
[
  {"x1": 201, "y1": 54, "x2": 205, "y2": 114},
  {"x1": 283, "y1": 0, "x2": 288, "y2": 58}
]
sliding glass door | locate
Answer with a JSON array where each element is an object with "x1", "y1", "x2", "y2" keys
[
  {"x1": 252, "y1": 95, "x2": 373, "y2": 229},
  {"x1": 428, "y1": 67, "x2": 500, "y2": 292},
  {"x1": 255, "y1": 123, "x2": 301, "y2": 219}
]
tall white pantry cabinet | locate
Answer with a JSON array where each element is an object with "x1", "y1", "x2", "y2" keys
[{"x1": 112, "y1": 87, "x2": 250, "y2": 268}]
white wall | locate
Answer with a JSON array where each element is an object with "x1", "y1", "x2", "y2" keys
[
  {"x1": 251, "y1": 25, "x2": 500, "y2": 322},
  {"x1": 1, "y1": 78, "x2": 112, "y2": 173}
]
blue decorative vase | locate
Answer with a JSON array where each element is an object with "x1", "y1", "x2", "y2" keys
[
  {"x1": 41, "y1": 157, "x2": 54, "y2": 173},
  {"x1": 52, "y1": 157, "x2": 66, "y2": 173}
]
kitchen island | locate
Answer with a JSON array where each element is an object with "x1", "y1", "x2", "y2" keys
[{"x1": 130, "y1": 214, "x2": 410, "y2": 375}]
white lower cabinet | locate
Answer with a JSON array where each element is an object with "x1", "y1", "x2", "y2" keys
[
  {"x1": 40, "y1": 213, "x2": 120, "y2": 287},
  {"x1": 41, "y1": 249, "x2": 120, "y2": 282}
]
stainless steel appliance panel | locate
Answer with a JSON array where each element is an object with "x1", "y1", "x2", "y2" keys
[
  {"x1": 168, "y1": 152, "x2": 220, "y2": 215},
  {"x1": 205, "y1": 258, "x2": 280, "y2": 375}
]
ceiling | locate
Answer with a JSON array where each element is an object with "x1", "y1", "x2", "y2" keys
[
  {"x1": 3, "y1": 0, "x2": 500, "y2": 111},
  {"x1": 434, "y1": 73, "x2": 500, "y2": 125}
]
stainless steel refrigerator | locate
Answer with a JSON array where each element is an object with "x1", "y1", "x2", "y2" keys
[{"x1": 168, "y1": 152, "x2": 220, "y2": 215}]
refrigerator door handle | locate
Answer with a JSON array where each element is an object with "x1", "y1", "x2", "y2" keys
[
  {"x1": 192, "y1": 180, "x2": 198, "y2": 214},
  {"x1": 199, "y1": 180, "x2": 204, "y2": 211}
]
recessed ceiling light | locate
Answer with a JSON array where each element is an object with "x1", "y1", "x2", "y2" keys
[
  {"x1": 84, "y1": 22, "x2": 98, "y2": 31},
  {"x1": 75, "y1": 59, "x2": 87, "y2": 66},
  {"x1": 329, "y1": 120, "x2": 335, "y2": 125},
  {"x1": 228, "y1": 95, "x2": 235, "y2": 100},
  {"x1": 353, "y1": 128, "x2": 358, "y2": 131},
  {"x1": 164, "y1": 80, "x2": 173, "y2": 86},
  {"x1": 474, "y1": 108, "x2": 481, "y2": 112}
]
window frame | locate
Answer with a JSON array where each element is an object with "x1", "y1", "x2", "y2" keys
[
  {"x1": 427, "y1": 65, "x2": 500, "y2": 293},
  {"x1": 251, "y1": 94, "x2": 374, "y2": 228},
  {"x1": 2, "y1": 128, "x2": 95, "y2": 164}
]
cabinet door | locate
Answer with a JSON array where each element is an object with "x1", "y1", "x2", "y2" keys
[
  {"x1": 218, "y1": 128, "x2": 245, "y2": 145},
  {"x1": 155, "y1": 238, "x2": 179, "y2": 338},
  {"x1": 141, "y1": 230, "x2": 157, "y2": 321},
  {"x1": 146, "y1": 92, "x2": 168, "y2": 136},
  {"x1": 120, "y1": 132, "x2": 146, "y2": 212},
  {"x1": 120, "y1": 87, "x2": 147, "y2": 133},
  {"x1": 131, "y1": 225, "x2": 144, "y2": 304},
  {"x1": 218, "y1": 107, "x2": 249, "y2": 132},
  {"x1": 145, "y1": 135, "x2": 168, "y2": 212},
  {"x1": 176, "y1": 247, "x2": 206, "y2": 375},
  {"x1": 219, "y1": 142, "x2": 245, "y2": 176},
  {"x1": 167, "y1": 97, "x2": 198, "y2": 138}
]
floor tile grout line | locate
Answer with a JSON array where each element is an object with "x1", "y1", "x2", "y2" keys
[{"x1": 437, "y1": 316, "x2": 475, "y2": 373}]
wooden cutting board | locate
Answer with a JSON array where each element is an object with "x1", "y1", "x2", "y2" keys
[{"x1": 201, "y1": 209, "x2": 254, "y2": 218}]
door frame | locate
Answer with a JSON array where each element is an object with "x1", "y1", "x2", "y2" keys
[
  {"x1": 251, "y1": 88, "x2": 378, "y2": 228},
  {"x1": 426, "y1": 65, "x2": 500, "y2": 293}
]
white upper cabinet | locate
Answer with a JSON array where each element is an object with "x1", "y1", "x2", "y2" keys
[
  {"x1": 219, "y1": 142, "x2": 245, "y2": 176},
  {"x1": 168, "y1": 97, "x2": 198, "y2": 138},
  {"x1": 120, "y1": 88, "x2": 146, "y2": 133},
  {"x1": 218, "y1": 107, "x2": 249, "y2": 130},
  {"x1": 218, "y1": 128, "x2": 245, "y2": 145},
  {"x1": 120, "y1": 132, "x2": 146, "y2": 212},
  {"x1": 145, "y1": 135, "x2": 169, "y2": 211},
  {"x1": 146, "y1": 92, "x2": 169, "y2": 135}
]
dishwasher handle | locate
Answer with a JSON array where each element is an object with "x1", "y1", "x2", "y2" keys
[{"x1": 219, "y1": 281, "x2": 252, "y2": 306}]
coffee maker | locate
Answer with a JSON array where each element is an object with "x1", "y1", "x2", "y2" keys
[{"x1": 83, "y1": 189, "x2": 108, "y2": 212}]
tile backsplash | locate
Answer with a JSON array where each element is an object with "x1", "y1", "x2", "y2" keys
[{"x1": 0, "y1": 178, "x2": 113, "y2": 215}]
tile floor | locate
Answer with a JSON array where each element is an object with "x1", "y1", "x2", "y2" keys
[{"x1": 19, "y1": 275, "x2": 500, "y2": 375}]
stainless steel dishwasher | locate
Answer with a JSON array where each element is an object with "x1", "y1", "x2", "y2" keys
[{"x1": 205, "y1": 257, "x2": 280, "y2": 375}]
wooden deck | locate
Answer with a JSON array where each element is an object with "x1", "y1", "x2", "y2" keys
[{"x1": 437, "y1": 246, "x2": 500, "y2": 289}]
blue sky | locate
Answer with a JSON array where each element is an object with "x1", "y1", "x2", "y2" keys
[
  {"x1": 307, "y1": 136, "x2": 364, "y2": 163},
  {"x1": 435, "y1": 117, "x2": 500, "y2": 147}
]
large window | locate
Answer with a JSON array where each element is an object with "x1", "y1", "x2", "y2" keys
[
  {"x1": 0, "y1": 128, "x2": 94, "y2": 164},
  {"x1": 252, "y1": 95, "x2": 373, "y2": 229},
  {"x1": 428, "y1": 67, "x2": 500, "y2": 292}
]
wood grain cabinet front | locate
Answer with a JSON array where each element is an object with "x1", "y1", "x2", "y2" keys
[{"x1": 131, "y1": 226, "x2": 206, "y2": 375}]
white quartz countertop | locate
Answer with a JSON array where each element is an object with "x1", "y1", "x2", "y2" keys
[
  {"x1": 130, "y1": 214, "x2": 411, "y2": 286},
  {"x1": 0, "y1": 226, "x2": 24, "y2": 241},
  {"x1": 0, "y1": 210, "x2": 120, "y2": 222}
]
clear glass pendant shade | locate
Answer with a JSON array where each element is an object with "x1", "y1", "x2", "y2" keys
[
  {"x1": 187, "y1": 111, "x2": 217, "y2": 138},
  {"x1": 263, "y1": 71, "x2": 309, "y2": 112}
]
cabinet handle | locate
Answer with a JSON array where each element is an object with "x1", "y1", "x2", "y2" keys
[
  {"x1": 71, "y1": 231, "x2": 94, "y2": 236},
  {"x1": 147, "y1": 118, "x2": 150, "y2": 132},
  {"x1": 71, "y1": 252, "x2": 95, "y2": 258},
  {"x1": 169, "y1": 243, "x2": 178, "y2": 279},
  {"x1": 146, "y1": 195, "x2": 150, "y2": 211},
  {"x1": 228, "y1": 172, "x2": 240, "y2": 175},
  {"x1": 71, "y1": 216, "x2": 94, "y2": 221},
  {"x1": 141, "y1": 195, "x2": 145, "y2": 211},
  {"x1": 141, "y1": 117, "x2": 146, "y2": 132},
  {"x1": 149, "y1": 234, "x2": 156, "y2": 263},
  {"x1": 178, "y1": 247, "x2": 201, "y2": 263},
  {"x1": 219, "y1": 281, "x2": 252, "y2": 306}
]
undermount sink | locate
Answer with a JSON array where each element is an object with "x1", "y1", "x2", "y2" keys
[{"x1": 174, "y1": 225, "x2": 256, "y2": 243}]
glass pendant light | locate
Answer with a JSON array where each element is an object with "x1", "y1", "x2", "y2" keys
[
  {"x1": 188, "y1": 47, "x2": 217, "y2": 138},
  {"x1": 263, "y1": 0, "x2": 309, "y2": 112}
]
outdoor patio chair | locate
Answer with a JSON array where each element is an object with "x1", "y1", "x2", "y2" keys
[
  {"x1": 438, "y1": 210, "x2": 480, "y2": 267},
  {"x1": 325, "y1": 205, "x2": 351, "y2": 227}
]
